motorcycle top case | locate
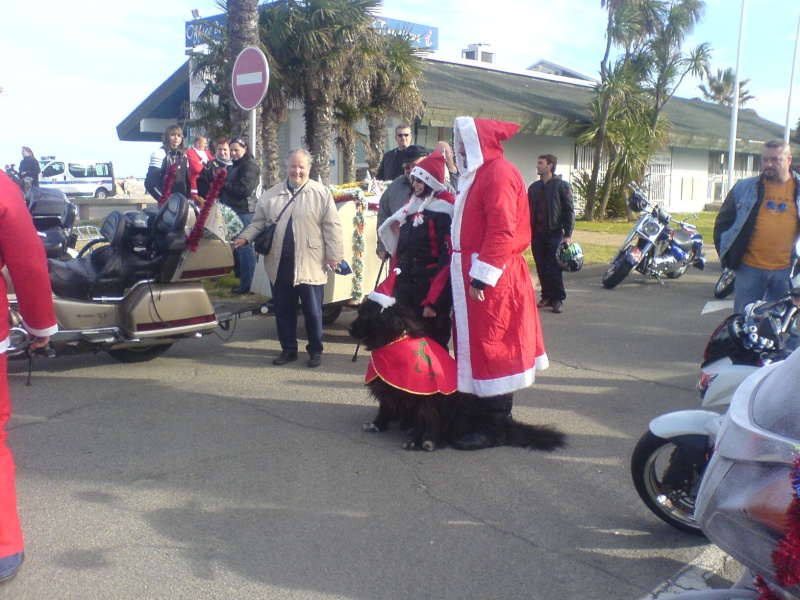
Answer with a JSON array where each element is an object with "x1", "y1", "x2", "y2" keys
[
  {"x1": 696, "y1": 353, "x2": 800, "y2": 592},
  {"x1": 28, "y1": 187, "x2": 77, "y2": 230},
  {"x1": 160, "y1": 203, "x2": 234, "y2": 284}
]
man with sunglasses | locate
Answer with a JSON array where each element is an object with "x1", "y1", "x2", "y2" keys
[
  {"x1": 376, "y1": 124, "x2": 414, "y2": 181},
  {"x1": 715, "y1": 139, "x2": 800, "y2": 313}
]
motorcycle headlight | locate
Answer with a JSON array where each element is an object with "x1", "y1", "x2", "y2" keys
[{"x1": 641, "y1": 219, "x2": 660, "y2": 237}]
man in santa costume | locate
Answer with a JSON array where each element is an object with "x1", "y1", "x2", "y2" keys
[
  {"x1": 0, "y1": 171, "x2": 58, "y2": 583},
  {"x1": 449, "y1": 117, "x2": 549, "y2": 451}
]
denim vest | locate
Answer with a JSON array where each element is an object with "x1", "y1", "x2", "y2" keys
[{"x1": 718, "y1": 172, "x2": 800, "y2": 263}]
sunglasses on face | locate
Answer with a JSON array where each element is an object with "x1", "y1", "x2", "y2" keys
[
  {"x1": 766, "y1": 201, "x2": 788, "y2": 212},
  {"x1": 396, "y1": 133, "x2": 411, "y2": 138}
]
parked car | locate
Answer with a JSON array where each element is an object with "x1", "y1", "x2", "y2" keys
[{"x1": 39, "y1": 157, "x2": 116, "y2": 199}]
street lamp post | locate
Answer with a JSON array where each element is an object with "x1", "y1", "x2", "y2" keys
[
  {"x1": 726, "y1": 0, "x2": 748, "y2": 196},
  {"x1": 785, "y1": 11, "x2": 800, "y2": 144}
]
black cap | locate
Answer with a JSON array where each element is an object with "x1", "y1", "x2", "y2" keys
[{"x1": 400, "y1": 145, "x2": 430, "y2": 161}]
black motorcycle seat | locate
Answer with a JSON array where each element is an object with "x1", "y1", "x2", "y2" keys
[
  {"x1": 48, "y1": 195, "x2": 191, "y2": 301},
  {"x1": 48, "y1": 256, "x2": 102, "y2": 300},
  {"x1": 49, "y1": 249, "x2": 156, "y2": 300}
]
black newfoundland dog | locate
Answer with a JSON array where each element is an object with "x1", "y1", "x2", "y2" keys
[{"x1": 348, "y1": 298, "x2": 567, "y2": 452}]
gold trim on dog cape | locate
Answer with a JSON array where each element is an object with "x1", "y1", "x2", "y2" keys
[{"x1": 365, "y1": 335, "x2": 457, "y2": 395}]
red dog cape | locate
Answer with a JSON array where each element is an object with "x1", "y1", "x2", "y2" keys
[{"x1": 365, "y1": 335, "x2": 457, "y2": 395}]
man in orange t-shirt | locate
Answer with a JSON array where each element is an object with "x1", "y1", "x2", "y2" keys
[{"x1": 714, "y1": 139, "x2": 800, "y2": 313}]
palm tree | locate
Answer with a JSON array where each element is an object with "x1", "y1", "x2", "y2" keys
[
  {"x1": 577, "y1": 61, "x2": 664, "y2": 219},
  {"x1": 634, "y1": 0, "x2": 711, "y2": 129},
  {"x1": 190, "y1": 18, "x2": 233, "y2": 142},
  {"x1": 226, "y1": 0, "x2": 260, "y2": 140},
  {"x1": 264, "y1": 0, "x2": 380, "y2": 184},
  {"x1": 699, "y1": 67, "x2": 755, "y2": 108},
  {"x1": 333, "y1": 102, "x2": 368, "y2": 183},
  {"x1": 364, "y1": 30, "x2": 425, "y2": 177},
  {"x1": 584, "y1": 0, "x2": 659, "y2": 221}
]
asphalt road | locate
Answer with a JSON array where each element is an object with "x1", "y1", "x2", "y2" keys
[{"x1": 5, "y1": 261, "x2": 740, "y2": 599}]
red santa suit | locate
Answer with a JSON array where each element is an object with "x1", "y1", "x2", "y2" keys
[
  {"x1": 0, "y1": 172, "x2": 58, "y2": 562},
  {"x1": 451, "y1": 117, "x2": 548, "y2": 397},
  {"x1": 186, "y1": 145, "x2": 215, "y2": 195}
]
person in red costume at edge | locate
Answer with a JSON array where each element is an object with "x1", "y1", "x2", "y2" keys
[
  {"x1": 449, "y1": 117, "x2": 548, "y2": 451},
  {"x1": 0, "y1": 171, "x2": 58, "y2": 583}
]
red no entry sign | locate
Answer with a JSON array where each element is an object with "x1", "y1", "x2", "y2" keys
[{"x1": 232, "y1": 46, "x2": 270, "y2": 111}]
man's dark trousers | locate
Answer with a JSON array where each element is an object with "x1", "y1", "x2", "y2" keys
[{"x1": 532, "y1": 230, "x2": 565, "y2": 303}]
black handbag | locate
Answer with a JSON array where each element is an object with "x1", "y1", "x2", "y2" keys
[{"x1": 253, "y1": 197, "x2": 295, "y2": 256}]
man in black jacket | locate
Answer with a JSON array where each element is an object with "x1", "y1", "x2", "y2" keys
[
  {"x1": 376, "y1": 124, "x2": 413, "y2": 181},
  {"x1": 528, "y1": 154, "x2": 574, "y2": 314}
]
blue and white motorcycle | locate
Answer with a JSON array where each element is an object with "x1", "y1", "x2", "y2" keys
[{"x1": 602, "y1": 183, "x2": 706, "y2": 289}]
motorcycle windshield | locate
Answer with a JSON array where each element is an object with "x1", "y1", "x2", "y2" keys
[
  {"x1": 751, "y1": 347, "x2": 800, "y2": 439},
  {"x1": 711, "y1": 360, "x2": 796, "y2": 466}
]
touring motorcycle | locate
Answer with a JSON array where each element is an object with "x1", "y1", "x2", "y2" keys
[
  {"x1": 7, "y1": 193, "x2": 263, "y2": 363},
  {"x1": 602, "y1": 183, "x2": 706, "y2": 289},
  {"x1": 631, "y1": 258, "x2": 800, "y2": 535},
  {"x1": 670, "y1": 346, "x2": 800, "y2": 599}
]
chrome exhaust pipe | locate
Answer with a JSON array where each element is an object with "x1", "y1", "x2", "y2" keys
[{"x1": 6, "y1": 326, "x2": 30, "y2": 357}]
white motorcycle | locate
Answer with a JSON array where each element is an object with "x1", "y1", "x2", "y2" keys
[
  {"x1": 631, "y1": 294, "x2": 799, "y2": 535},
  {"x1": 665, "y1": 345, "x2": 800, "y2": 599}
]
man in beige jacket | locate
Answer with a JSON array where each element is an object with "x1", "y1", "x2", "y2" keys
[{"x1": 235, "y1": 149, "x2": 343, "y2": 368}]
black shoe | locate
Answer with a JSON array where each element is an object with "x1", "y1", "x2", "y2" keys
[
  {"x1": 308, "y1": 354, "x2": 321, "y2": 368},
  {"x1": 272, "y1": 352, "x2": 298, "y2": 365},
  {"x1": 537, "y1": 298, "x2": 551, "y2": 308},
  {"x1": 231, "y1": 287, "x2": 253, "y2": 295},
  {"x1": 451, "y1": 431, "x2": 493, "y2": 451},
  {"x1": 552, "y1": 301, "x2": 563, "y2": 314}
]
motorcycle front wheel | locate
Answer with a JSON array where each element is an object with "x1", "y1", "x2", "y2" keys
[
  {"x1": 714, "y1": 268, "x2": 735, "y2": 299},
  {"x1": 630, "y1": 430, "x2": 707, "y2": 536},
  {"x1": 602, "y1": 256, "x2": 633, "y2": 289}
]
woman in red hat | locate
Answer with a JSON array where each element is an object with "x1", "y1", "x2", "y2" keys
[{"x1": 377, "y1": 151, "x2": 455, "y2": 350}]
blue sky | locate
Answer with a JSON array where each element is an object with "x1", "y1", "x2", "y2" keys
[{"x1": 1, "y1": 0, "x2": 798, "y2": 178}]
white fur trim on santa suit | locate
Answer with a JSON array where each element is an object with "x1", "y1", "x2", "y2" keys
[
  {"x1": 452, "y1": 117, "x2": 481, "y2": 255},
  {"x1": 377, "y1": 194, "x2": 454, "y2": 255},
  {"x1": 469, "y1": 253, "x2": 504, "y2": 287}
]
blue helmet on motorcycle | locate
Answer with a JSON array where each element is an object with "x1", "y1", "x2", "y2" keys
[{"x1": 557, "y1": 241, "x2": 584, "y2": 272}]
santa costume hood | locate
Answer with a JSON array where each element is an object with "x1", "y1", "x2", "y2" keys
[
  {"x1": 450, "y1": 117, "x2": 548, "y2": 397},
  {"x1": 377, "y1": 151, "x2": 455, "y2": 256}
]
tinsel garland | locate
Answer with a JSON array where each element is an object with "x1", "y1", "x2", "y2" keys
[
  {"x1": 330, "y1": 184, "x2": 369, "y2": 303},
  {"x1": 159, "y1": 163, "x2": 178, "y2": 207},
  {"x1": 757, "y1": 455, "x2": 800, "y2": 599},
  {"x1": 186, "y1": 167, "x2": 227, "y2": 252}
]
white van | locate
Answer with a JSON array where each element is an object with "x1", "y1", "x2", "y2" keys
[{"x1": 39, "y1": 157, "x2": 116, "y2": 199}]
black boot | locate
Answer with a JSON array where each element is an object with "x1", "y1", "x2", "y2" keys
[{"x1": 452, "y1": 394, "x2": 513, "y2": 451}]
